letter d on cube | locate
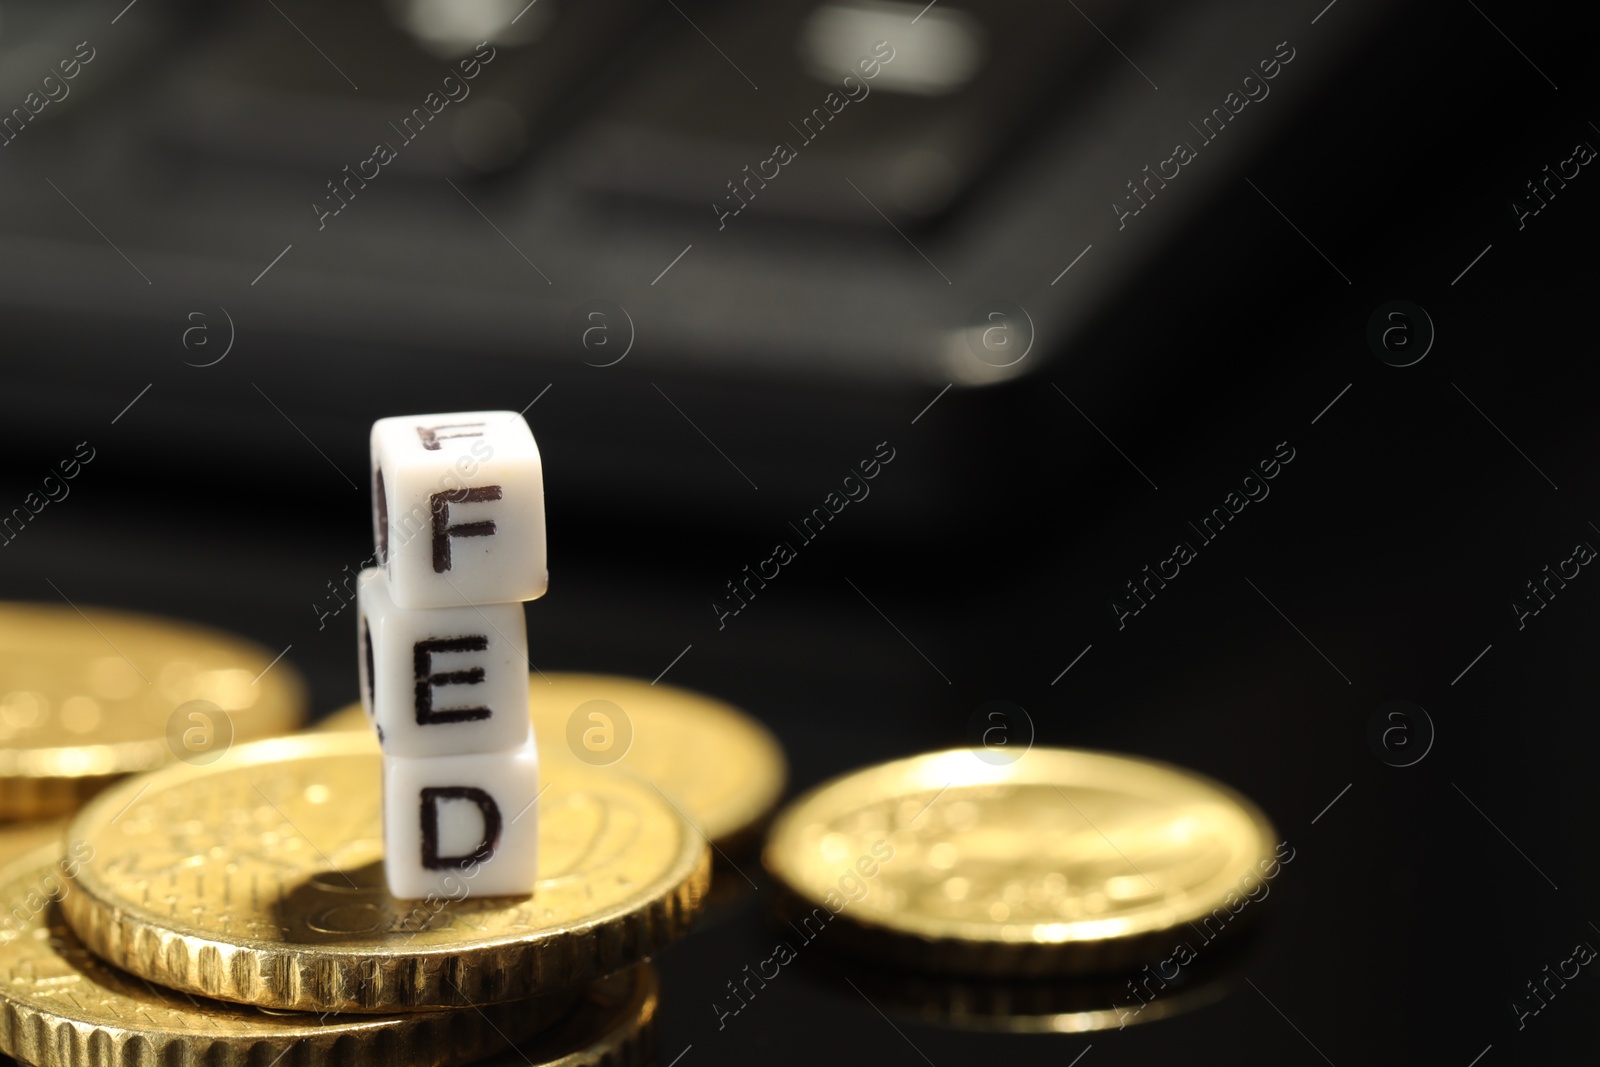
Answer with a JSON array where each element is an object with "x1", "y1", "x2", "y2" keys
[{"x1": 382, "y1": 738, "x2": 539, "y2": 899}]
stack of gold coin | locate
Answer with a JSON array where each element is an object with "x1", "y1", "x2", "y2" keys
[
  {"x1": 0, "y1": 633, "x2": 789, "y2": 1066},
  {"x1": 762, "y1": 747, "x2": 1279, "y2": 1030},
  {"x1": 0, "y1": 843, "x2": 590, "y2": 1067},
  {"x1": 0, "y1": 730, "x2": 709, "y2": 1066}
]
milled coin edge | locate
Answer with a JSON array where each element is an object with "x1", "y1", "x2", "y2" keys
[{"x1": 0, "y1": 851, "x2": 571, "y2": 1067}]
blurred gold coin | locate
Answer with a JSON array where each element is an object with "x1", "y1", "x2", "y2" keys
[
  {"x1": 62, "y1": 733, "x2": 710, "y2": 1013},
  {"x1": 0, "y1": 602, "x2": 307, "y2": 819},
  {"x1": 763, "y1": 748, "x2": 1278, "y2": 975},
  {"x1": 476, "y1": 964, "x2": 658, "y2": 1067},
  {"x1": 318, "y1": 672, "x2": 787, "y2": 849},
  {"x1": 0, "y1": 819, "x2": 67, "y2": 870},
  {"x1": 0, "y1": 849, "x2": 580, "y2": 1067}
]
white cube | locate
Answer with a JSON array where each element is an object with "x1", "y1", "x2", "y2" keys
[
  {"x1": 382, "y1": 738, "x2": 540, "y2": 899},
  {"x1": 356, "y1": 568, "x2": 533, "y2": 758},
  {"x1": 371, "y1": 410, "x2": 548, "y2": 610}
]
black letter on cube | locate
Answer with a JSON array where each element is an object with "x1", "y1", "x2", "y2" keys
[
  {"x1": 416, "y1": 422, "x2": 487, "y2": 451},
  {"x1": 414, "y1": 636, "x2": 493, "y2": 724},
  {"x1": 431, "y1": 486, "x2": 502, "y2": 573},
  {"x1": 420, "y1": 786, "x2": 502, "y2": 869}
]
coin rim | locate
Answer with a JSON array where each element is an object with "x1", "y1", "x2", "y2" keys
[{"x1": 62, "y1": 733, "x2": 710, "y2": 1012}]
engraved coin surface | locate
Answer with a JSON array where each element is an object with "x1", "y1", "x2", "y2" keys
[
  {"x1": 320, "y1": 672, "x2": 787, "y2": 848},
  {"x1": 0, "y1": 602, "x2": 307, "y2": 818},
  {"x1": 763, "y1": 748, "x2": 1277, "y2": 975},
  {"x1": 62, "y1": 733, "x2": 709, "y2": 1013},
  {"x1": 0, "y1": 850, "x2": 578, "y2": 1067}
]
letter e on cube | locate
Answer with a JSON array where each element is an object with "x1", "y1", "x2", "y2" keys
[{"x1": 356, "y1": 567, "x2": 532, "y2": 757}]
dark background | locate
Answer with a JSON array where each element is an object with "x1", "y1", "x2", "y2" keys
[{"x1": 2, "y1": 0, "x2": 1598, "y2": 1062}]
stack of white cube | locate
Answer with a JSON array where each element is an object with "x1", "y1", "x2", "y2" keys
[{"x1": 356, "y1": 411, "x2": 547, "y2": 900}]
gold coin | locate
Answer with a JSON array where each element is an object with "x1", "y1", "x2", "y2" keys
[
  {"x1": 63, "y1": 733, "x2": 709, "y2": 1013},
  {"x1": 0, "y1": 602, "x2": 307, "y2": 819},
  {"x1": 318, "y1": 672, "x2": 787, "y2": 849},
  {"x1": 0, "y1": 849, "x2": 581, "y2": 1067},
  {"x1": 762, "y1": 748, "x2": 1278, "y2": 975},
  {"x1": 476, "y1": 964, "x2": 658, "y2": 1067},
  {"x1": 0, "y1": 819, "x2": 68, "y2": 870}
]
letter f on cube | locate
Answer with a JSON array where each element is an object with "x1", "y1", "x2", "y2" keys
[{"x1": 370, "y1": 411, "x2": 547, "y2": 610}]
